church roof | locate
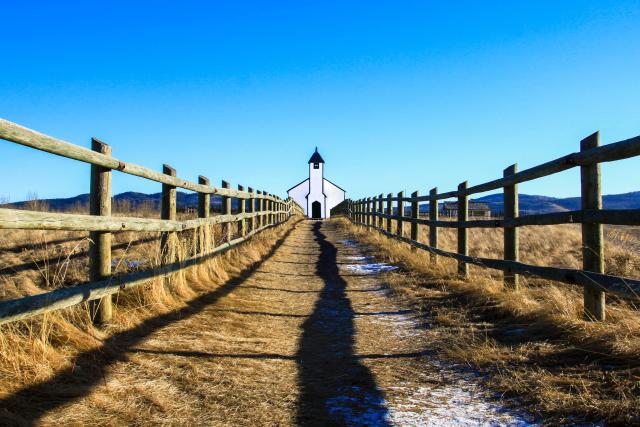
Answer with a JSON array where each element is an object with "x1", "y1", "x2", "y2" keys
[{"x1": 308, "y1": 147, "x2": 325, "y2": 164}]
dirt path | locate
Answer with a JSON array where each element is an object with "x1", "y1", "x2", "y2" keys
[{"x1": 4, "y1": 220, "x2": 533, "y2": 426}]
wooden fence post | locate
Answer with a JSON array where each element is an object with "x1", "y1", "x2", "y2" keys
[
  {"x1": 353, "y1": 199, "x2": 358, "y2": 223},
  {"x1": 457, "y1": 181, "x2": 468, "y2": 278},
  {"x1": 429, "y1": 187, "x2": 438, "y2": 264},
  {"x1": 386, "y1": 193, "x2": 392, "y2": 233},
  {"x1": 280, "y1": 198, "x2": 284, "y2": 223},
  {"x1": 503, "y1": 164, "x2": 519, "y2": 290},
  {"x1": 248, "y1": 187, "x2": 254, "y2": 232},
  {"x1": 88, "y1": 138, "x2": 112, "y2": 324},
  {"x1": 266, "y1": 194, "x2": 271, "y2": 226},
  {"x1": 274, "y1": 197, "x2": 277, "y2": 225},
  {"x1": 397, "y1": 191, "x2": 404, "y2": 238},
  {"x1": 270, "y1": 195, "x2": 274, "y2": 225},
  {"x1": 377, "y1": 194, "x2": 383, "y2": 228},
  {"x1": 411, "y1": 190, "x2": 419, "y2": 251},
  {"x1": 366, "y1": 197, "x2": 372, "y2": 225},
  {"x1": 363, "y1": 198, "x2": 368, "y2": 225},
  {"x1": 259, "y1": 191, "x2": 265, "y2": 228},
  {"x1": 161, "y1": 164, "x2": 177, "y2": 272},
  {"x1": 581, "y1": 132, "x2": 605, "y2": 321},
  {"x1": 222, "y1": 180, "x2": 231, "y2": 241},
  {"x1": 198, "y1": 175, "x2": 211, "y2": 255},
  {"x1": 238, "y1": 185, "x2": 246, "y2": 237}
]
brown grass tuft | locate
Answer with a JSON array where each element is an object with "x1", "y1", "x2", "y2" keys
[
  {"x1": 0, "y1": 214, "x2": 301, "y2": 410},
  {"x1": 335, "y1": 216, "x2": 640, "y2": 424}
]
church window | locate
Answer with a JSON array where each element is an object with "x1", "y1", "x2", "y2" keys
[{"x1": 313, "y1": 162, "x2": 319, "y2": 169}]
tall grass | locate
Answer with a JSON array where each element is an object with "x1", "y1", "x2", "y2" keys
[
  {"x1": 0, "y1": 203, "x2": 298, "y2": 398},
  {"x1": 337, "y1": 217, "x2": 640, "y2": 421}
]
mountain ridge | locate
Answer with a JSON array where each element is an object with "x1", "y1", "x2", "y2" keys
[{"x1": 3, "y1": 191, "x2": 639, "y2": 215}]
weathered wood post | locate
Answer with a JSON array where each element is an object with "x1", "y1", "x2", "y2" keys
[
  {"x1": 581, "y1": 132, "x2": 605, "y2": 321},
  {"x1": 377, "y1": 194, "x2": 384, "y2": 228},
  {"x1": 271, "y1": 195, "x2": 275, "y2": 225},
  {"x1": 267, "y1": 194, "x2": 272, "y2": 226},
  {"x1": 362, "y1": 197, "x2": 367, "y2": 226},
  {"x1": 457, "y1": 181, "x2": 469, "y2": 278},
  {"x1": 248, "y1": 187, "x2": 255, "y2": 232},
  {"x1": 238, "y1": 185, "x2": 246, "y2": 237},
  {"x1": 397, "y1": 191, "x2": 404, "y2": 238},
  {"x1": 411, "y1": 190, "x2": 419, "y2": 251},
  {"x1": 274, "y1": 197, "x2": 277, "y2": 225},
  {"x1": 503, "y1": 164, "x2": 519, "y2": 290},
  {"x1": 258, "y1": 191, "x2": 264, "y2": 228},
  {"x1": 198, "y1": 175, "x2": 211, "y2": 255},
  {"x1": 429, "y1": 187, "x2": 439, "y2": 264},
  {"x1": 358, "y1": 199, "x2": 363, "y2": 224},
  {"x1": 386, "y1": 193, "x2": 392, "y2": 233},
  {"x1": 362, "y1": 198, "x2": 366, "y2": 225},
  {"x1": 222, "y1": 180, "x2": 232, "y2": 241},
  {"x1": 161, "y1": 164, "x2": 177, "y2": 273},
  {"x1": 89, "y1": 138, "x2": 112, "y2": 324},
  {"x1": 366, "y1": 197, "x2": 371, "y2": 226},
  {"x1": 255, "y1": 191, "x2": 260, "y2": 228}
]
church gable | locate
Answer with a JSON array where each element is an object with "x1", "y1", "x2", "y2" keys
[{"x1": 287, "y1": 148, "x2": 345, "y2": 219}]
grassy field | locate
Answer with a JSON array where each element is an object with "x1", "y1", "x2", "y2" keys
[
  {"x1": 336, "y1": 217, "x2": 640, "y2": 423},
  {"x1": 0, "y1": 201, "x2": 300, "y2": 421}
]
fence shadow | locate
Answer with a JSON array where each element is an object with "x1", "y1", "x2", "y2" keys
[
  {"x1": 295, "y1": 221, "x2": 390, "y2": 426},
  {"x1": 0, "y1": 224, "x2": 296, "y2": 423}
]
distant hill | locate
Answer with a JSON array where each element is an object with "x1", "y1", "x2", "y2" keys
[
  {"x1": 1, "y1": 191, "x2": 232, "y2": 212},
  {"x1": 4, "y1": 191, "x2": 639, "y2": 215},
  {"x1": 472, "y1": 191, "x2": 640, "y2": 215},
  {"x1": 407, "y1": 191, "x2": 640, "y2": 215}
]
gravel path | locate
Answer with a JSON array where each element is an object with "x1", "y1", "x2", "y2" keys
[{"x1": 6, "y1": 220, "x2": 535, "y2": 426}]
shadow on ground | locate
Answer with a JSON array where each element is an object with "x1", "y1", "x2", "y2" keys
[
  {"x1": 0, "y1": 225, "x2": 296, "y2": 424},
  {"x1": 296, "y1": 221, "x2": 390, "y2": 426}
]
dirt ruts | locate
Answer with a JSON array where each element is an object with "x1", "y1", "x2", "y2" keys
[{"x1": 0, "y1": 220, "x2": 533, "y2": 426}]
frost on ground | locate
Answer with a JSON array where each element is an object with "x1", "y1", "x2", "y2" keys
[
  {"x1": 343, "y1": 263, "x2": 399, "y2": 274},
  {"x1": 111, "y1": 259, "x2": 145, "y2": 269},
  {"x1": 344, "y1": 255, "x2": 376, "y2": 262},
  {"x1": 384, "y1": 372, "x2": 537, "y2": 427},
  {"x1": 334, "y1": 237, "x2": 537, "y2": 427}
]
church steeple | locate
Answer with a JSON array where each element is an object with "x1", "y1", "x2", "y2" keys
[{"x1": 308, "y1": 147, "x2": 325, "y2": 164}]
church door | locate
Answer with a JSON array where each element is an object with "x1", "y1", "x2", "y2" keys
[{"x1": 311, "y1": 201, "x2": 322, "y2": 219}]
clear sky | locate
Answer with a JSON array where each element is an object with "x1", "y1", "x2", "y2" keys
[{"x1": 1, "y1": 1, "x2": 639, "y2": 202}]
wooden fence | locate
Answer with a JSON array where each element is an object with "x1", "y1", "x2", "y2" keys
[
  {"x1": 0, "y1": 119, "x2": 304, "y2": 326},
  {"x1": 340, "y1": 131, "x2": 640, "y2": 321}
]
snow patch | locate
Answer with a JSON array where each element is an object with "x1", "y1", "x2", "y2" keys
[
  {"x1": 344, "y1": 263, "x2": 398, "y2": 275},
  {"x1": 339, "y1": 239, "x2": 359, "y2": 247},
  {"x1": 344, "y1": 255, "x2": 375, "y2": 262},
  {"x1": 386, "y1": 383, "x2": 537, "y2": 427},
  {"x1": 112, "y1": 259, "x2": 144, "y2": 269}
]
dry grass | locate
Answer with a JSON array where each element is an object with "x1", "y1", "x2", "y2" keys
[
  {"x1": 335, "y1": 217, "x2": 640, "y2": 424},
  {"x1": 0, "y1": 209, "x2": 301, "y2": 425}
]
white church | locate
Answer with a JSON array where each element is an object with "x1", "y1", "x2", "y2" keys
[{"x1": 287, "y1": 148, "x2": 346, "y2": 219}]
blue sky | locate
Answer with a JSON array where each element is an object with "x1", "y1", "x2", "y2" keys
[{"x1": 1, "y1": 1, "x2": 639, "y2": 202}]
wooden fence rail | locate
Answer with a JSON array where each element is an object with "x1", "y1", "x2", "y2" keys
[
  {"x1": 338, "y1": 131, "x2": 640, "y2": 321},
  {"x1": 0, "y1": 118, "x2": 304, "y2": 326}
]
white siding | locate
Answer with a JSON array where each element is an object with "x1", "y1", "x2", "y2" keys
[
  {"x1": 287, "y1": 179, "x2": 309, "y2": 216},
  {"x1": 287, "y1": 152, "x2": 346, "y2": 219},
  {"x1": 323, "y1": 179, "x2": 345, "y2": 219}
]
